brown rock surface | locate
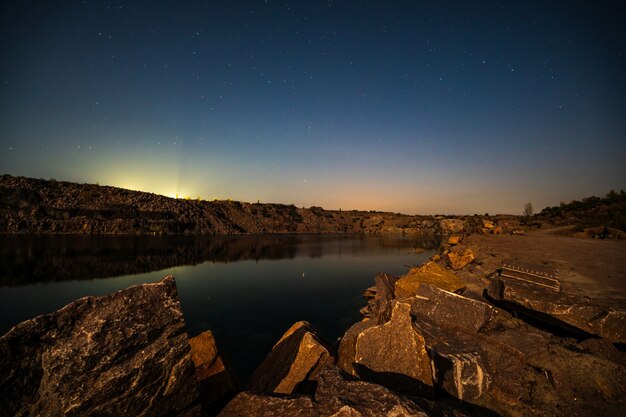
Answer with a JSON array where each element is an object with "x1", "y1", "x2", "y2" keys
[
  {"x1": 188, "y1": 330, "x2": 237, "y2": 409},
  {"x1": 220, "y1": 369, "x2": 442, "y2": 417},
  {"x1": 339, "y1": 301, "x2": 432, "y2": 396},
  {"x1": 440, "y1": 218, "x2": 466, "y2": 234},
  {"x1": 0, "y1": 276, "x2": 200, "y2": 417},
  {"x1": 410, "y1": 283, "x2": 496, "y2": 333},
  {"x1": 445, "y1": 249, "x2": 475, "y2": 270},
  {"x1": 487, "y1": 277, "x2": 626, "y2": 343},
  {"x1": 246, "y1": 321, "x2": 335, "y2": 394},
  {"x1": 448, "y1": 235, "x2": 462, "y2": 245},
  {"x1": 394, "y1": 261, "x2": 466, "y2": 299}
]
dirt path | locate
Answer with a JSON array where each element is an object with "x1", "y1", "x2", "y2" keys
[{"x1": 455, "y1": 231, "x2": 626, "y2": 301}]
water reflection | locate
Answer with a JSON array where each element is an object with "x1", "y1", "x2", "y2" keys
[
  {"x1": 0, "y1": 234, "x2": 441, "y2": 286},
  {"x1": 0, "y1": 234, "x2": 440, "y2": 383}
]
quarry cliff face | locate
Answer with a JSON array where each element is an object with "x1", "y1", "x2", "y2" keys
[{"x1": 0, "y1": 175, "x2": 451, "y2": 235}]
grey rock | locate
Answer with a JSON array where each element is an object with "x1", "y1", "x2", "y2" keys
[
  {"x1": 410, "y1": 283, "x2": 496, "y2": 333},
  {"x1": 487, "y1": 277, "x2": 626, "y2": 343},
  {"x1": 0, "y1": 276, "x2": 200, "y2": 417}
]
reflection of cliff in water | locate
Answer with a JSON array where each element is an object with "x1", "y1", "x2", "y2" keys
[{"x1": 0, "y1": 234, "x2": 441, "y2": 286}]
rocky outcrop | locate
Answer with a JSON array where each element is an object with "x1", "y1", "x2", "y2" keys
[
  {"x1": 338, "y1": 301, "x2": 432, "y2": 396},
  {"x1": 0, "y1": 174, "x2": 461, "y2": 236},
  {"x1": 220, "y1": 368, "x2": 445, "y2": 417},
  {"x1": 246, "y1": 321, "x2": 335, "y2": 395},
  {"x1": 487, "y1": 277, "x2": 626, "y2": 343},
  {"x1": 189, "y1": 330, "x2": 237, "y2": 410},
  {"x1": 394, "y1": 261, "x2": 466, "y2": 300},
  {"x1": 0, "y1": 276, "x2": 200, "y2": 417}
]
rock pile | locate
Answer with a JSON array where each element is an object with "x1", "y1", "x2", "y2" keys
[{"x1": 3, "y1": 236, "x2": 625, "y2": 416}]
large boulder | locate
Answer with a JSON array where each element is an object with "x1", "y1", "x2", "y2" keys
[
  {"x1": 220, "y1": 369, "x2": 447, "y2": 417},
  {"x1": 487, "y1": 277, "x2": 626, "y2": 343},
  {"x1": 338, "y1": 301, "x2": 432, "y2": 396},
  {"x1": 394, "y1": 261, "x2": 466, "y2": 300},
  {"x1": 246, "y1": 321, "x2": 335, "y2": 395},
  {"x1": 188, "y1": 330, "x2": 237, "y2": 410},
  {"x1": 0, "y1": 276, "x2": 201, "y2": 417}
]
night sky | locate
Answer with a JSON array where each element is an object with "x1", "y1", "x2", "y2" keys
[{"x1": 1, "y1": 1, "x2": 625, "y2": 214}]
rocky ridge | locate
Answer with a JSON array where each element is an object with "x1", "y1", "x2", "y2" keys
[{"x1": 0, "y1": 175, "x2": 524, "y2": 236}]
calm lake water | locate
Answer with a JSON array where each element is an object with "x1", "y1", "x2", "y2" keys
[{"x1": 0, "y1": 234, "x2": 439, "y2": 383}]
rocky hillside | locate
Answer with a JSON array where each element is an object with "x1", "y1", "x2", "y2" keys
[
  {"x1": 0, "y1": 174, "x2": 470, "y2": 236},
  {"x1": 538, "y1": 190, "x2": 626, "y2": 232}
]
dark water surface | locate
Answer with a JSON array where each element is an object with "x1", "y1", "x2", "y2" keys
[{"x1": 0, "y1": 234, "x2": 439, "y2": 383}]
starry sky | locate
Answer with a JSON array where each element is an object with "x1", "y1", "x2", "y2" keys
[{"x1": 1, "y1": 1, "x2": 625, "y2": 214}]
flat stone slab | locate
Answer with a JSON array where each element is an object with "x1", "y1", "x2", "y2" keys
[
  {"x1": 488, "y1": 277, "x2": 626, "y2": 343},
  {"x1": 410, "y1": 283, "x2": 496, "y2": 333},
  {"x1": 0, "y1": 276, "x2": 200, "y2": 417}
]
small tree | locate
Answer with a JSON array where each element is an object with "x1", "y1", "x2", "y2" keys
[{"x1": 523, "y1": 203, "x2": 533, "y2": 224}]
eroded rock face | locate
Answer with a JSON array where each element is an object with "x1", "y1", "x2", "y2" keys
[
  {"x1": 219, "y1": 369, "x2": 438, "y2": 417},
  {"x1": 189, "y1": 330, "x2": 237, "y2": 410},
  {"x1": 394, "y1": 261, "x2": 466, "y2": 300},
  {"x1": 0, "y1": 276, "x2": 200, "y2": 417},
  {"x1": 246, "y1": 321, "x2": 335, "y2": 395},
  {"x1": 487, "y1": 277, "x2": 626, "y2": 343},
  {"x1": 338, "y1": 301, "x2": 432, "y2": 396}
]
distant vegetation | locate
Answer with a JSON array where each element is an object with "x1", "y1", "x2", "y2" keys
[{"x1": 539, "y1": 190, "x2": 626, "y2": 231}]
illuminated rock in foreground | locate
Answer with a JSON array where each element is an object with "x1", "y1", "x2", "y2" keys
[{"x1": 0, "y1": 276, "x2": 201, "y2": 417}]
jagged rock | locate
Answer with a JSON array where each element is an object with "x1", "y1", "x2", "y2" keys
[
  {"x1": 447, "y1": 235, "x2": 462, "y2": 245},
  {"x1": 394, "y1": 261, "x2": 466, "y2": 300},
  {"x1": 189, "y1": 330, "x2": 237, "y2": 410},
  {"x1": 361, "y1": 272, "x2": 399, "y2": 319},
  {"x1": 445, "y1": 249, "x2": 475, "y2": 270},
  {"x1": 362, "y1": 286, "x2": 377, "y2": 299},
  {"x1": 338, "y1": 301, "x2": 432, "y2": 396},
  {"x1": 410, "y1": 284, "x2": 496, "y2": 333},
  {"x1": 415, "y1": 318, "x2": 525, "y2": 406},
  {"x1": 219, "y1": 368, "x2": 443, "y2": 417},
  {"x1": 440, "y1": 219, "x2": 465, "y2": 234},
  {"x1": 0, "y1": 276, "x2": 200, "y2": 417},
  {"x1": 487, "y1": 277, "x2": 626, "y2": 343},
  {"x1": 246, "y1": 321, "x2": 335, "y2": 394}
]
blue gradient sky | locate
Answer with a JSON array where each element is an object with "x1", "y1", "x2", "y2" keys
[{"x1": 1, "y1": 1, "x2": 625, "y2": 214}]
